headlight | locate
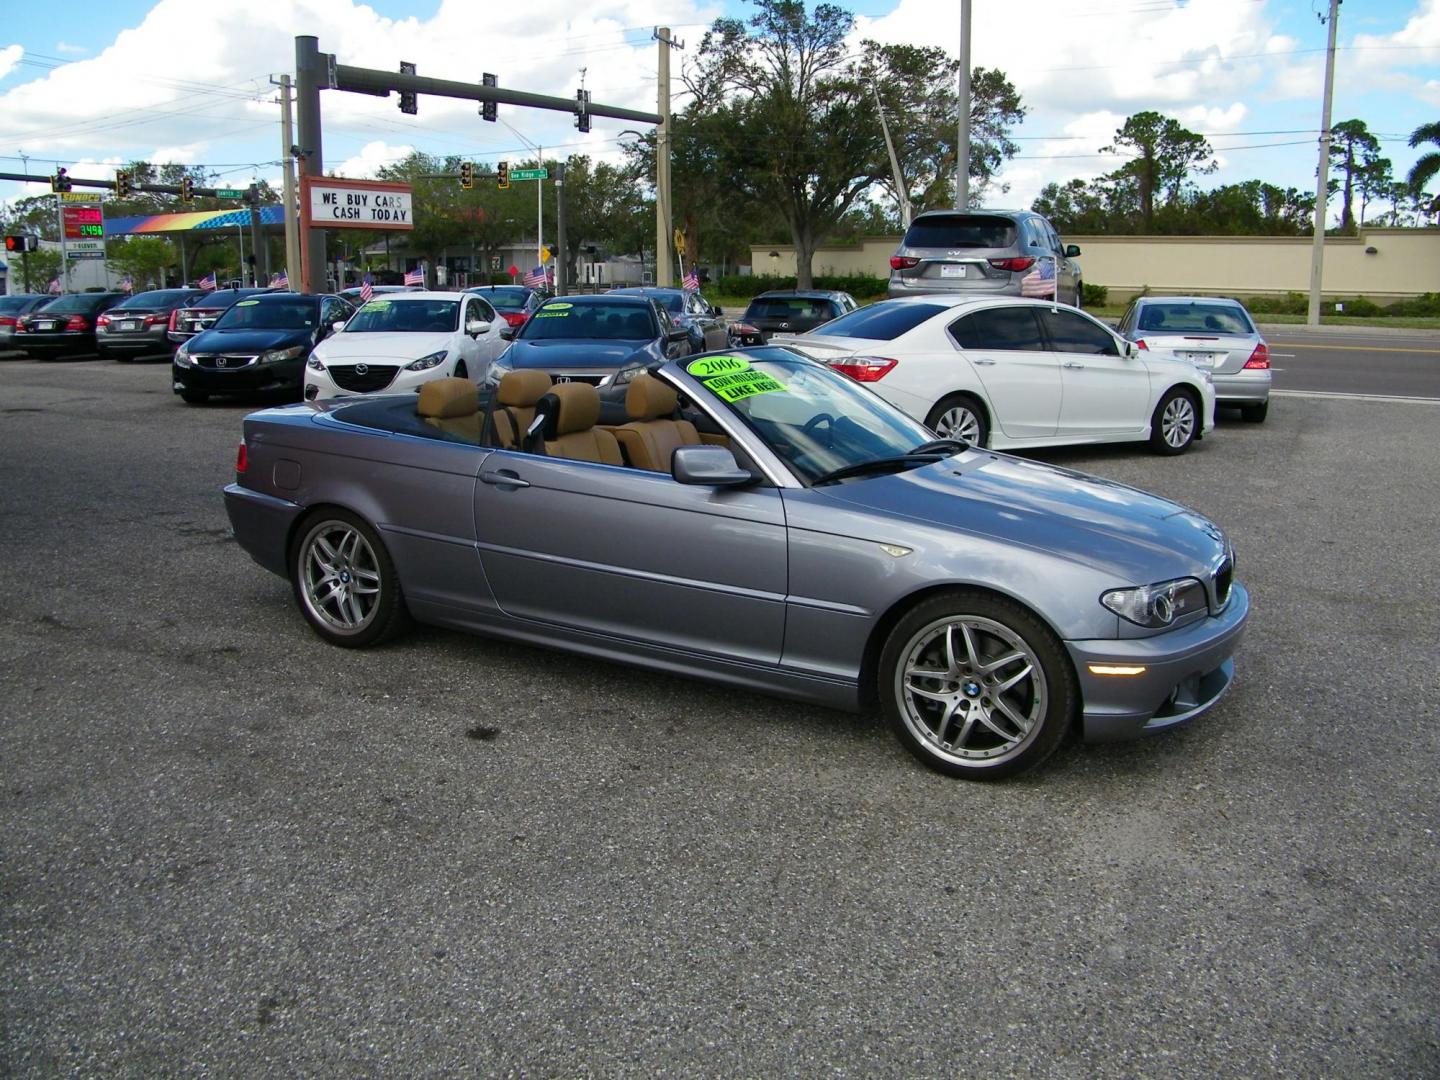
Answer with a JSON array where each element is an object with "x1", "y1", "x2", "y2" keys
[
  {"x1": 1101, "y1": 577, "x2": 1207, "y2": 628},
  {"x1": 612, "y1": 363, "x2": 645, "y2": 386},
  {"x1": 486, "y1": 357, "x2": 512, "y2": 386},
  {"x1": 405, "y1": 350, "x2": 448, "y2": 372},
  {"x1": 259, "y1": 345, "x2": 307, "y2": 364},
  {"x1": 174, "y1": 345, "x2": 192, "y2": 367},
  {"x1": 307, "y1": 356, "x2": 325, "y2": 371}
]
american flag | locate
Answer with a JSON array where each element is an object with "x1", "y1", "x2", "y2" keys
[
  {"x1": 522, "y1": 265, "x2": 546, "y2": 288},
  {"x1": 270, "y1": 270, "x2": 288, "y2": 289},
  {"x1": 1019, "y1": 256, "x2": 1057, "y2": 299},
  {"x1": 47, "y1": 277, "x2": 61, "y2": 295},
  {"x1": 119, "y1": 275, "x2": 134, "y2": 294},
  {"x1": 197, "y1": 271, "x2": 217, "y2": 292},
  {"x1": 359, "y1": 273, "x2": 374, "y2": 303},
  {"x1": 404, "y1": 265, "x2": 425, "y2": 286},
  {"x1": 681, "y1": 269, "x2": 699, "y2": 292}
]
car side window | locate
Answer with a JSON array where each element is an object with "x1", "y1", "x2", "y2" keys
[
  {"x1": 948, "y1": 307, "x2": 1046, "y2": 351},
  {"x1": 1037, "y1": 308, "x2": 1121, "y2": 356},
  {"x1": 465, "y1": 298, "x2": 481, "y2": 325},
  {"x1": 651, "y1": 300, "x2": 668, "y2": 333},
  {"x1": 1118, "y1": 304, "x2": 1137, "y2": 334}
]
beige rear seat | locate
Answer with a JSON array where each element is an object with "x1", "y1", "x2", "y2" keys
[
  {"x1": 608, "y1": 374, "x2": 704, "y2": 472},
  {"x1": 540, "y1": 382, "x2": 623, "y2": 466},
  {"x1": 416, "y1": 378, "x2": 482, "y2": 442}
]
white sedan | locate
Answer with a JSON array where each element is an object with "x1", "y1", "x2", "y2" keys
[
  {"x1": 776, "y1": 296, "x2": 1216, "y2": 455},
  {"x1": 304, "y1": 291, "x2": 506, "y2": 401}
]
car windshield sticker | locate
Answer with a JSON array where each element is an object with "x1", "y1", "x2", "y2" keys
[
  {"x1": 541, "y1": 302, "x2": 573, "y2": 311},
  {"x1": 534, "y1": 309, "x2": 571, "y2": 319},
  {"x1": 687, "y1": 355, "x2": 750, "y2": 378},
  {"x1": 700, "y1": 368, "x2": 788, "y2": 404},
  {"x1": 235, "y1": 299, "x2": 259, "y2": 307},
  {"x1": 361, "y1": 300, "x2": 390, "y2": 312}
]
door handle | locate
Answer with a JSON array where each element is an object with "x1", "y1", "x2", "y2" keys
[
  {"x1": 972, "y1": 357, "x2": 996, "y2": 366},
  {"x1": 480, "y1": 469, "x2": 529, "y2": 489},
  {"x1": 1063, "y1": 361, "x2": 1086, "y2": 369}
]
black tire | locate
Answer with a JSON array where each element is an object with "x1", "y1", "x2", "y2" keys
[
  {"x1": 179, "y1": 388, "x2": 209, "y2": 404},
  {"x1": 1240, "y1": 400, "x2": 1268, "y2": 423},
  {"x1": 291, "y1": 509, "x2": 410, "y2": 648},
  {"x1": 878, "y1": 590, "x2": 1076, "y2": 780},
  {"x1": 1149, "y1": 386, "x2": 1200, "y2": 455},
  {"x1": 924, "y1": 394, "x2": 990, "y2": 448},
  {"x1": 453, "y1": 359, "x2": 469, "y2": 380},
  {"x1": 1073, "y1": 281, "x2": 1084, "y2": 310}
]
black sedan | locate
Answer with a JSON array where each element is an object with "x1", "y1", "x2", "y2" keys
[
  {"x1": 0, "y1": 294, "x2": 56, "y2": 352},
  {"x1": 167, "y1": 288, "x2": 286, "y2": 345},
  {"x1": 15, "y1": 292, "x2": 128, "y2": 359},
  {"x1": 172, "y1": 292, "x2": 354, "y2": 404},
  {"x1": 486, "y1": 294, "x2": 690, "y2": 399},
  {"x1": 729, "y1": 289, "x2": 858, "y2": 346},
  {"x1": 97, "y1": 288, "x2": 207, "y2": 361},
  {"x1": 607, "y1": 286, "x2": 729, "y2": 353}
]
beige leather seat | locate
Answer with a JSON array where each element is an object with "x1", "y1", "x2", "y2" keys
[
  {"x1": 609, "y1": 374, "x2": 704, "y2": 472},
  {"x1": 541, "y1": 382, "x2": 623, "y2": 466},
  {"x1": 416, "y1": 377, "x2": 482, "y2": 442},
  {"x1": 487, "y1": 370, "x2": 553, "y2": 449}
]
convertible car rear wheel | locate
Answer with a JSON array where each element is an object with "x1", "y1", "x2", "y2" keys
[
  {"x1": 292, "y1": 510, "x2": 409, "y2": 647},
  {"x1": 879, "y1": 591, "x2": 1075, "y2": 779}
]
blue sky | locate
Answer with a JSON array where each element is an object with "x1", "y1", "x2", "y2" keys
[{"x1": 1, "y1": 0, "x2": 1436, "y2": 223}]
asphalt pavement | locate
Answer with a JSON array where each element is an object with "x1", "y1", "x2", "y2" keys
[
  {"x1": 2, "y1": 356, "x2": 1438, "y2": 1077},
  {"x1": 1257, "y1": 327, "x2": 1440, "y2": 399}
]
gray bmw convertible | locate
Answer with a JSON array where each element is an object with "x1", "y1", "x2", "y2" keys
[{"x1": 224, "y1": 347, "x2": 1248, "y2": 779}]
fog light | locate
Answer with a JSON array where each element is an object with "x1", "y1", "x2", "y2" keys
[
  {"x1": 1088, "y1": 664, "x2": 1148, "y2": 676},
  {"x1": 304, "y1": 383, "x2": 319, "y2": 401}
]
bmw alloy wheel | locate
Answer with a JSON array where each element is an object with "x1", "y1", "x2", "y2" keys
[{"x1": 298, "y1": 519, "x2": 383, "y2": 634}]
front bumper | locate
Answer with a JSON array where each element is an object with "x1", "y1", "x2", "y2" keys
[
  {"x1": 174, "y1": 358, "x2": 304, "y2": 396},
  {"x1": 304, "y1": 361, "x2": 466, "y2": 402},
  {"x1": 1067, "y1": 581, "x2": 1249, "y2": 743}
]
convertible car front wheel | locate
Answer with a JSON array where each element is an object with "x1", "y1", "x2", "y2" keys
[
  {"x1": 879, "y1": 591, "x2": 1076, "y2": 780},
  {"x1": 292, "y1": 509, "x2": 409, "y2": 647}
]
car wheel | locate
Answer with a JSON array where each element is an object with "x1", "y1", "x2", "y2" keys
[
  {"x1": 292, "y1": 509, "x2": 409, "y2": 648},
  {"x1": 879, "y1": 590, "x2": 1076, "y2": 780},
  {"x1": 1073, "y1": 281, "x2": 1084, "y2": 309},
  {"x1": 179, "y1": 389, "x2": 209, "y2": 404},
  {"x1": 925, "y1": 394, "x2": 989, "y2": 448},
  {"x1": 1149, "y1": 387, "x2": 1199, "y2": 455},
  {"x1": 1240, "y1": 400, "x2": 1268, "y2": 423},
  {"x1": 454, "y1": 359, "x2": 469, "y2": 380}
]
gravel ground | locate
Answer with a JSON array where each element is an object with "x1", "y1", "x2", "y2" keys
[{"x1": 2, "y1": 357, "x2": 1437, "y2": 1078}]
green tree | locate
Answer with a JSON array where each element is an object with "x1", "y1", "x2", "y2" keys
[
  {"x1": 684, "y1": 0, "x2": 1023, "y2": 287},
  {"x1": 105, "y1": 236, "x2": 178, "y2": 289},
  {"x1": 1099, "y1": 111, "x2": 1216, "y2": 232},
  {"x1": 1327, "y1": 119, "x2": 1383, "y2": 232},
  {"x1": 1407, "y1": 120, "x2": 1440, "y2": 197}
]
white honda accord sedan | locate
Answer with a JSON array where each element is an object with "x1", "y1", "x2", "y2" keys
[
  {"x1": 775, "y1": 296, "x2": 1216, "y2": 455},
  {"x1": 304, "y1": 291, "x2": 506, "y2": 401}
]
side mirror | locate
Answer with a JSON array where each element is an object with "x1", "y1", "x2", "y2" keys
[
  {"x1": 499, "y1": 326, "x2": 516, "y2": 340},
  {"x1": 1065, "y1": 244, "x2": 1082, "y2": 258},
  {"x1": 672, "y1": 444, "x2": 754, "y2": 487},
  {"x1": 713, "y1": 305, "x2": 724, "y2": 316},
  {"x1": 1125, "y1": 340, "x2": 1139, "y2": 359},
  {"x1": 466, "y1": 319, "x2": 491, "y2": 336},
  {"x1": 330, "y1": 320, "x2": 346, "y2": 334}
]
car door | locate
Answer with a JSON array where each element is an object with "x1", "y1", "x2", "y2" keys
[
  {"x1": 1036, "y1": 307, "x2": 1151, "y2": 436},
  {"x1": 946, "y1": 305, "x2": 1061, "y2": 440},
  {"x1": 464, "y1": 296, "x2": 503, "y2": 372},
  {"x1": 686, "y1": 291, "x2": 726, "y2": 350},
  {"x1": 471, "y1": 446, "x2": 788, "y2": 665}
]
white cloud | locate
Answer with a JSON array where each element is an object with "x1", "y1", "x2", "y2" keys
[
  {"x1": 54, "y1": 42, "x2": 88, "y2": 56},
  {"x1": 333, "y1": 139, "x2": 414, "y2": 178},
  {"x1": 0, "y1": 44, "x2": 22, "y2": 81}
]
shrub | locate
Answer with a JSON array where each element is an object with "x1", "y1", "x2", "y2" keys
[
  {"x1": 1384, "y1": 292, "x2": 1440, "y2": 317},
  {"x1": 1081, "y1": 282, "x2": 1108, "y2": 307},
  {"x1": 1330, "y1": 297, "x2": 1380, "y2": 317}
]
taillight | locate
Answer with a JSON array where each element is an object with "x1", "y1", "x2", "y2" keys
[
  {"x1": 1244, "y1": 343, "x2": 1270, "y2": 369},
  {"x1": 0, "y1": 316, "x2": 15, "y2": 328},
  {"x1": 235, "y1": 441, "x2": 248, "y2": 474},
  {"x1": 731, "y1": 322, "x2": 760, "y2": 335},
  {"x1": 66, "y1": 315, "x2": 89, "y2": 331},
  {"x1": 1136, "y1": 339, "x2": 1149, "y2": 350},
  {"x1": 143, "y1": 314, "x2": 161, "y2": 327},
  {"x1": 168, "y1": 309, "x2": 180, "y2": 332},
  {"x1": 501, "y1": 311, "x2": 527, "y2": 327},
  {"x1": 889, "y1": 256, "x2": 919, "y2": 270},
  {"x1": 987, "y1": 257, "x2": 1035, "y2": 272},
  {"x1": 15, "y1": 320, "x2": 26, "y2": 333},
  {"x1": 96, "y1": 313, "x2": 112, "y2": 327},
  {"x1": 829, "y1": 356, "x2": 897, "y2": 382}
]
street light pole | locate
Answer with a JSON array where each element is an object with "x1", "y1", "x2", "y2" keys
[{"x1": 1306, "y1": 0, "x2": 1341, "y2": 326}]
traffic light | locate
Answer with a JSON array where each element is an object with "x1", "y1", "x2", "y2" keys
[
  {"x1": 497, "y1": 161, "x2": 509, "y2": 190},
  {"x1": 480, "y1": 73, "x2": 497, "y2": 123},
  {"x1": 398, "y1": 61, "x2": 417, "y2": 115},
  {"x1": 575, "y1": 89, "x2": 591, "y2": 133},
  {"x1": 179, "y1": 176, "x2": 194, "y2": 203},
  {"x1": 5, "y1": 235, "x2": 38, "y2": 253},
  {"x1": 459, "y1": 161, "x2": 474, "y2": 190},
  {"x1": 114, "y1": 169, "x2": 131, "y2": 198},
  {"x1": 51, "y1": 168, "x2": 71, "y2": 193}
]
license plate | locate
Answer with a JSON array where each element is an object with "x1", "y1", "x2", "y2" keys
[
  {"x1": 119, "y1": 321, "x2": 140, "y2": 332},
  {"x1": 35, "y1": 321, "x2": 55, "y2": 330},
  {"x1": 940, "y1": 264, "x2": 967, "y2": 278},
  {"x1": 1181, "y1": 351, "x2": 1215, "y2": 366}
]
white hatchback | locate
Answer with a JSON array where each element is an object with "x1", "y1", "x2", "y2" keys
[
  {"x1": 304, "y1": 291, "x2": 506, "y2": 401},
  {"x1": 777, "y1": 296, "x2": 1216, "y2": 455}
]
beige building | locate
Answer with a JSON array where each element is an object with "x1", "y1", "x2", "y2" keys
[{"x1": 751, "y1": 226, "x2": 1439, "y2": 303}]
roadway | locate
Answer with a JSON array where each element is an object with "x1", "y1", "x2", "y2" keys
[{"x1": 1258, "y1": 327, "x2": 1439, "y2": 400}]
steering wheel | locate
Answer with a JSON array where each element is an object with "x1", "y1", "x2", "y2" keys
[{"x1": 800, "y1": 413, "x2": 836, "y2": 447}]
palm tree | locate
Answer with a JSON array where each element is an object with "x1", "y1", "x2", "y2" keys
[{"x1": 1407, "y1": 121, "x2": 1440, "y2": 194}]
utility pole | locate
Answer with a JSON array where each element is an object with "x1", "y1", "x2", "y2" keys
[
  {"x1": 955, "y1": 0, "x2": 972, "y2": 210},
  {"x1": 55, "y1": 191, "x2": 68, "y2": 293},
  {"x1": 555, "y1": 161, "x2": 567, "y2": 295},
  {"x1": 1307, "y1": 0, "x2": 1341, "y2": 326},
  {"x1": 295, "y1": 35, "x2": 327, "y2": 292},
  {"x1": 655, "y1": 27, "x2": 682, "y2": 288},
  {"x1": 273, "y1": 74, "x2": 301, "y2": 286},
  {"x1": 874, "y1": 81, "x2": 911, "y2": 227}
]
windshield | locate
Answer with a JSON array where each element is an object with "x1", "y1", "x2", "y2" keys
[
  {"x1": 804, "y1": 301, "x2": 946, "y2": 341},
  {"x1": 32, "y1": 294, "x2": 115, "y2": 314},
  {"x1": 113, "y1": 289, "x2": 196, "y2": 310},
  {"x1": 519, "y1": 300, "x2": 657, "y2": 341},
  {"x1": 474, "y1": 287, "x2": 530, "y2": 311},
  {"x1": 1138, "y1": 302, "x2": 1254, "y2": 335},
  {"x1": 0, "y1": 296, "x2": 45, "y2": 314},
  {"x1": 680, "y1": 349, "x2": 935, "y2": 485},
  {"x1": 214, "y1": 298, "x2": 319, "y2": 330},
  {"x1": 903, "y1": 214, "x2": 1017, "y2": 249},
  {"x1": 746, "y1": 297, "x2": 839, "y2": 321},
  {"x1": 343, "y1": 299, "x2": 459, "y2": 333}
]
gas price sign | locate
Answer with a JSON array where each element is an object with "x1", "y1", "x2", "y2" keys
[{"x1": 62, "y1": 205, "x2": 104, "y2": 240}]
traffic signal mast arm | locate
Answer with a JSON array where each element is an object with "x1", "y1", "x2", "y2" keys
[{"x1": 0, "y1": 170, "x2": 236, "y2": 199}]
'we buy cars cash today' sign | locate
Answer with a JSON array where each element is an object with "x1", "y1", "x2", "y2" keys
[{"x1": 302, "y1": 176, "x2": 414, "y2": 230}]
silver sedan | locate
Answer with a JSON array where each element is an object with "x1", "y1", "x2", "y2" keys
[{"x1": 1116, "y1": 296, "x2": 1272, "y2": 422}]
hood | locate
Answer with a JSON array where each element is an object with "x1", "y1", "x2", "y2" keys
[
  {"x1": 185, "y1": 326, "x2": 316, "y2": 353},
  {"x1": 503, "y1": 338, "x2": 653, "y2": 370},
  {"x1": 821, "y1": 450, "x2": 1228, "y2": 583},
  {"x1": 312, "y1": 330, "x2": 453, "y2": 363}
]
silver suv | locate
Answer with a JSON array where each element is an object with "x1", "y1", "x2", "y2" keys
[{"x1": 887, "y1": 209, "x2": 1083, "y2": 307}]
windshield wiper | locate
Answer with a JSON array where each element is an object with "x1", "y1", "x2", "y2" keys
[
  {"x1": 909, "y1": 437, "x2": 971, "y2": 455},
  {"x1": 811, "y1": 453, "x2": 946, "y2": 487}
]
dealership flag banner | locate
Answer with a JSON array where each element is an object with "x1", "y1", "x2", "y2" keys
[
  {"x1": 359, "y1": 273, "x2": 374, "y2": 303},
  {"x1": 1020, "y1": 256, "x2": 1057, "y2": 299},
  {"x1": 197, "y1": 271, "x2": 217, "y2": 292},
  {"x1": 403, "y1": 265, "x2": 425, "y2": 286}
]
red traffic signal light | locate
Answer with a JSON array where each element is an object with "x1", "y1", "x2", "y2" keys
[{"x1": 5, "y1": 235, "x2": 37, "y2": 253}]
